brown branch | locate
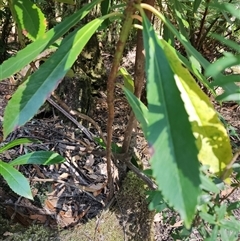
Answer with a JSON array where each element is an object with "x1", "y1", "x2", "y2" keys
[
  {"x1": 122, "y1": 0, "x2": 155, "y2": 159},
  {"x1": 106, "y1": 1, "x2": 138, "y2": 199},
  {"x1": 196, "y1": 0, "x2": 210, "y2": 49}
]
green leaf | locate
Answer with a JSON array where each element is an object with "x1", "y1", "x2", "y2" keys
[
  {"x1": 206, "y1": 53, "x2": 240, "y2": 79},
  {"x1": 199, "y1": 212, "x2": 216, "y2": 224},
  {"x1": 216, "y1": 83, "x2": 240, "y2": 104},
  {"x1": 160, "y1": 39, "x2": 233, "y2": 178},
  {"x1": 12, "y1": 0, "x2": 46, "y2": 41},
  {"x1": 171, "y1": 0, "x2": 189, "y2": 38},
  {"x1": 0, "y1": 0, "x2": 101, "y2": 81},
  {"x1": 215, "y1": 204, "x2": 227, "y2": 220},
  {"x1": 147, "y1": 190, "x2": 167, "y2": 212},
  {"x1": 123, "y1": 87, "x2": 148, "y2": 136},
  {"x1": 0, "y1": 161, "x2": 33, "y2": 199},
  {"x1": 210, "y1": 2, "x2": 240, "y2": 20},
  {"x1": 219, "y1": 228, "x2": 238, "y2": 241},
  {"x1": 211, "y1": 34, "x2": 240, "y2": 53},
  {"x1": 119, "y1": 67, "x2": 134, "y2": 93},
  {"x1": 210, "y1": 74, "x2": 240, "y2": 87},
  {"x1": 3, "y1": 17, "x2": 105, "y2": 138},
  {"x1": 220, "y1": 217, "x2": 240, "y2": 232},
  {"x1": 141, "y1": 12, "x2": 201, "y2": 228},
  {"x1": 0, "y1": 138, "x2": 39, "y2": 153},
  {"x1": 209, "y1": 226, "x2": 219, "y2": 240},
  {"x1": 101, "y1": 0, "x2": 111, "y2": 15},
  {"x1": 175, "y1": 48, "x2": 214, "y2": 93},
  {"x1": 200, "y1": 174, "x2": 220, "y2": 194},
  {"x1": 145, "y1": 5, "x2": 209, "y2": 70},
  {"x1": 8, "y1": 151, "x2": 65, "y2": 166},
  {"x1": 227, "y1": 201, "x2": 240, "y2": 212},
  {"x1": 163, "y1": 24, "x2": 175, "y2": 46},
  {"x1": 193, "y1": 0, "x2": 203, "y2": 13}
]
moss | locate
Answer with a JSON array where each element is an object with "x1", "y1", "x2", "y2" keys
[
  {"x1": 10, "y1": 225, "x2": 57, "y2": 241},
  {"x1": 0, "y1": 172, "x2": 154, "y2": 241},
  {"x1": 120, "y1": 171, "x2": 147, "y2": 200},
  {"x1": 0, "y1": 214, "x2": 57, "y2": 241},
  {"x1": 116, "y1": 171, "x2": 155, "y2": 241},
  {"x1": 58, "y1": 211, "x2": 124, "y2": 241}
]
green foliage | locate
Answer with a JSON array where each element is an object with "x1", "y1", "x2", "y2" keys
[
  {"x1": 11, "y1": 0, "x2": 46, "y2": 41},
  {"x1": 3, "y1": 17, "x2": 106, "y2": 138},
  {"x1": 0, "y1": 0, "x2": 239, "y2": 239},
  {"x1": 118, "y1": 67, "x2": 134, "y2": 93},
  {"x1": 143, "y1": 12, "x2": 201, "y2": 227},
  {"x1": 160, "y1": 39, "x2": 233, "y2": 177},
  {"x1": 0, "y1": 0, "x2": 101, "y2": 80},
  {"x1": 126, "y1": 1, "x2": 238, "y2": 237},
  {"x1": 0, "y1": 138, "x2": 65, "y2": 199}
]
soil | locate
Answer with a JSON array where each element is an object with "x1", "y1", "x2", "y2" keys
[{"x1": 0, "y1": 55, "x2": 239, "y2": 241}]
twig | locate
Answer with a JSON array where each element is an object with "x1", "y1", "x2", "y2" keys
[
  {"x1": 47, "y1": 97, "x2": 94, "y2": 142},
  {"x1": 30, "y1": 177, "x2": 102, "y2": 204},
  {"x1": 196, "y1": 0, "x2": 211, "y2": 49},
  {"x1": 124, "y1": 160, "x2": 157, "y2": 190},
  {"x1": 221, "y1": 149, "x2": 240, "y2": 180},
  {"x1": 220, "y1": 183, "x2": 240, "y2": 203},
  {"x1": 52, "y1": 93, "x2": 107, "y2": 145},
  {"x1": 91, "y1": 150, "x2": 157, "y2": 190}
]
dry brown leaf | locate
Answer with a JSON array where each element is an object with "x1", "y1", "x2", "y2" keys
[
  {"x1": 58, "y1": 210, "x2": 77, "y2": 227},
  {"x1": 4, "y1": 151, "x2": 12, "y2": 160},
  {"x1": 45, "y1": 199, "x2": 56, "y2": 211},
  {"x1": 29, "y1": 214, "x2": 47, "y2": 223}
]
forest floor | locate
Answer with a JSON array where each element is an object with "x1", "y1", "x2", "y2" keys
[{"x1": 0, "y1": 53, "x2": 239, "y2": 240}]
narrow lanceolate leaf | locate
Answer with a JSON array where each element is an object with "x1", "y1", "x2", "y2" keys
[
  {"x1": 160, "y1": 39, "x2": 233, "y2": 178},
  {"x1": 216, "y1": 88, "x2": 240, "y2": 103},
  {"x1": 193, "y1": 0, "x2": 203, "y2": 13},
  {"x1": 3, "y1": 18, "x2": 104, "y2": 138},
  {"x1": 211, "y1": 34, "x2": 240, "y2": 53},
  {"x1": 210, "y1": 2, "x2": 240, "y2": 20},
  {"x1": 12, "y1": 0, "x2": 46, "y2": 40},
  {"x1": 124, "y1": 87, "x2": 148, "y2": 135},
  {"x1": 206, "y1": 53, "x2": 240, "y2": 79},
  {"x1": 141, "y1": 12, "x2": 201, "y2": 228},
  {"x1": 9, "y1": 151, "x2": 65, "y2": 166},
  {"x1": 0, "y1": 0, "x2": 101, "y2": 81},
  {"x1": 119, "y1": 67, "x2": 134, "y2": 93},
  {"x1": 0, "y1": 138, "x2": 39, "y2": 153},
  {"x1": 0, "y1": 161, "x2": 33, "y2": 199}
]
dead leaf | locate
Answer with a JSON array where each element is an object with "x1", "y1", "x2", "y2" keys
[{"x1": 29, "y1": 214, "x2": 47, "y2": 223}]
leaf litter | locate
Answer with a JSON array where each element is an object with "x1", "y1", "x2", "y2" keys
[{"x1": 0, "y1": 57, "x2": 239, "y2": 240}]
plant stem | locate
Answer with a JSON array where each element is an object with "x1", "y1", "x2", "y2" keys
[
  {"x1": 106, "y1": 0, "x2": 138, "y2": 199},
  {"x1": 196, "y1": 0, "x2": 210, "y2": 49},
  {"x1": 122, "y1": 0, "x2": 154, "y2": 154}
]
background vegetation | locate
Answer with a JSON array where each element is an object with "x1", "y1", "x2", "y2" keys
[{"x1": 0, "y1": 0, "x2": 239, "y2": 240}]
